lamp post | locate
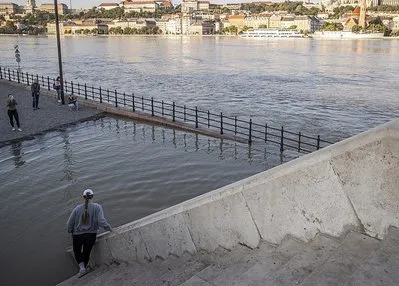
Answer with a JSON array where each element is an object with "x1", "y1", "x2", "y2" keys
[{"x1": 54, "y1": 0, "x2": 65, "y2": 104}]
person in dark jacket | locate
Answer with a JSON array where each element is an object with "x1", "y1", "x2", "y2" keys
[
  {"x1": 54, "y1": 76, "x2": 61, "y2": 103},
  {"x1": 67, "y1": 189, "x2": 112, "y2": 277},
  {"x1": 7, "y1": 94, "x2": 22, "y2": 131},
  {"x1": 31, "y1": 79, "x2": 40, "y2": 110}
]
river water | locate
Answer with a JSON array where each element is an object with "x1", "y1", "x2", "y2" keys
[{"x1": 0, "y1": 35, "x2": 398, "y2": 285}]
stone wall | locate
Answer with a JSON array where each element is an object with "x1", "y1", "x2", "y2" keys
[{"x1": 91, "y1": 119, "x2": 399, "y2": 266}]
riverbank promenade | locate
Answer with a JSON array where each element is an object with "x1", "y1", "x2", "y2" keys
[{"x1": 0, "y1": 80, "x2": 103, "y2": 147}]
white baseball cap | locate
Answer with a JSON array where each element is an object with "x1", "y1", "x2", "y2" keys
[{"x1": 83, "y1": 189, "x2": 94, "y2": 197}]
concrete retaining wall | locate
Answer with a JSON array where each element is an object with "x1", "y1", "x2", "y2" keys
[{"x1": 91, "y1": 119, "x2": 399, "y2": 266}]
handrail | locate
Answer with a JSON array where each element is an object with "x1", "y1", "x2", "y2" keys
[{"x1": 0, "y1": 66, "x2": 335, "y2": 154}]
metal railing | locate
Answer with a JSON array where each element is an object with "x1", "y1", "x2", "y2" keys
[{"x1": 0, "y1": 66, "x2": 334, "y2": 153}]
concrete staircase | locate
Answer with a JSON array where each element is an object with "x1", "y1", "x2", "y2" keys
[{"x1": 57, "y1": 227, "x2": 399, "y2": 286}]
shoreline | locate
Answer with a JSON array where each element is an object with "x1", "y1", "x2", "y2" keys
[{"x1": 1, "y1": 33, "x2": 398, "y2": 39}]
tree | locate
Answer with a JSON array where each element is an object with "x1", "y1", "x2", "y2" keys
[
  {"x1": 352, "y1": 25, "x2": 361, "y2": 33},
  {"x1": 222, "y1": 25, "x2": 237, "y2": 35},
  {"x1": 321, "y1": 22, "x2": 343, "y2": 31}
]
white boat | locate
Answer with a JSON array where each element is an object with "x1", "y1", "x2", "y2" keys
[
  {"x1": 240, "y1": 29, "x2": 307, "y2": 39},
  {"x1": 313, "y1": 31, "x2": 384, "y2": 39}
]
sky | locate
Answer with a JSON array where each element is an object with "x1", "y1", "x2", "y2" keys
[{"x1": 5, "y1": 0, "x2": 297, "y2": 10}]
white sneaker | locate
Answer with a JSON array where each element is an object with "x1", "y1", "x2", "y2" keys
[
  {"x1": 78, "y1": 268, "x2": 87, "y2": 278},
  {"x1": 12, "y1": 128, "x2": 16, "y2": 131},
  {"x1": 18, "y1": 128, "x2": 22, "y2": 132}
]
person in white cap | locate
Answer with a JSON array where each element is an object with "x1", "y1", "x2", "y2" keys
[{"x1": 67, "y1": 189, "x2": 112, "y2": 277}]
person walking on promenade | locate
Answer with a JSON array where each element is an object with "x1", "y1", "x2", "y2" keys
[
  {"x1": 7, "y1": 94, "x2": 22, "y2": 132},
  {"x1": 54, "y1": 76, "x2": 61, "y2": 103},
  {"x1": 67, "y1": 189, "x2": 112, "y2": 277},
  {"x1": 31, "y1": 79, "x2": 40, "y2": 110}
]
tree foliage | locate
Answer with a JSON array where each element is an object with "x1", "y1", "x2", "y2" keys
[
  {"x1": 368, "y1": 5, "x2": 399, "y2": 12},
  {"x1": 329, "y1": 6, "x2": 355, "y2": 19},
  {"x1": 321, "y1": 22, "x2": 344, "y2": 31},
  {"x1": 222, "y1": 25, "x2": 237, "y2": 35}
]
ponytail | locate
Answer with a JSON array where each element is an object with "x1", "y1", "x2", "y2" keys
[{"x1": 81, "y1": 198, "x2": 90, "y2": 224}]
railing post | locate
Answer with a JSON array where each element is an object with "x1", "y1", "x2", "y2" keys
[
  {"x1": 84, "y1": 84, "x2": 87, "y2": 100},
  {"x1": 220, "y1": 112, "x2": 223, "y2": 135},
  {"x1": 235, "y1": 116, "x2": 237, "y2": 135},
  {"x1": 172, "y1": 102, "x2": 175, "y2": 122},
  {"x1": 41, "y1": 75, "x2": 44, "y2": 86},
  {"x1": 115, "y1": 90, "x2": 118, "y2": 107},
  {"x1": 298, "y1": 132, "x2": 302, "y2": 152},
  {"x1": 317, "y1": 135, "x2": 320, "y2": 150},
  {"x1": 71, "y1": 81, "x2": 74, "y2": 94},
  {"x1": 12, "y1": 70, "x2": 15, "y2": 81},
  {"x1": 280, "y1": 126, "x2": 284, "y2": 152},
  {"x1": 17, "y1": 70, "x2": 20, "y2": 83},
  {"x1": 207, "y1": 111, "x2": 210, "y2": 128},
  {"x1": 99, "y1": 86, "x2": 102, "y2": 103},
  {"x1": 151, "y1": 97, "x2": 154, "y2": 116},
  {"x1": 161, "y1": 100, "x2": 164, "y2": 116},
  {"x1": 8, "y1": 68, "x2": 11, "y2": 81},
  {"x1": 47, "y1": 76, "x2": 50, "y2": 90},
  {"x1": 91, "y1": 85, "x2": 94, "y2": 100},
  {"x1": 265, "y1": 123, "x2": 268, "y2": 142},
  {"x1": 248, "y1": 119, "x2": 252, "y2": 144},
  {"x1": 36, "y1": 74, "x2": 39, "y2": 82},
  {"x1": 107, "y1": 89, "x2": 109, "y2": 103},
  {"x1": 123, "y1": 92, "x2": 126, "y2": 106},
  {"x1": 0, "y1": 67, "x2": 2, "y2": 79},
  {"x1": 77, "y1": 83, "x2": 80, "y2": 95},
  {"x1": 184, "y1": 105, "x2": 187, "y2": 121},
  {"x1": 141, "y1": 96, "x2": 144, "y2": 111},
  {"x1": 195, "y1": 107, "x2": 198, "y2": 128},
  {"x1": 64, "y1": 80, "x2": 68, "y2": 93},
  {"x1": 132, "y1": 93, "x2": 135, "y2": 111},
  {"x1": 26, "y1": 73, "x2": 29, "y2": 85}
]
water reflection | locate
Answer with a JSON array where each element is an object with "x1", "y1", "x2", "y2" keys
[
  {"x1": 10, "y1": 142, "x2": 25, "y2": 168},
  {"x1": 119, "y1": 119, "x2": 290, "y2": 164},
  {"x1": 62, "y1": 131, "x2": 75, "y2": 182}
]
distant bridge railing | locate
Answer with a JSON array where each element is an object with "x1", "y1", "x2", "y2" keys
[{"x1": 0, "y1": 66, "x2": 334, "y2": 153}]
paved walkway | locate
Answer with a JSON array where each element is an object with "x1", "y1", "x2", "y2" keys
[{"x1": 0, "y1": 79, "x2": 103, "y2": 147}]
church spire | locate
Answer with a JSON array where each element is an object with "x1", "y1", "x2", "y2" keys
[{"x1": 359, "y1": 0, "x2": 367, "y2": 28}]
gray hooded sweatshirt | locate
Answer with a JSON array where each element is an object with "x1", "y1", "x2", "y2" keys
[{"x1": 67, "y1": 201, "x2": 112, "y2": 235}]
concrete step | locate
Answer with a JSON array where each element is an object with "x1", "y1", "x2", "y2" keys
[
  {"x1": 58, "y1": 246, "x2": 229, "y2": 286},
  {"x1": 300, "y1": 231, "x2": 380, "y2": 286},
  {"x1": 190, "y1": 237, "x2": 303, "y2": 286},
  {"x1": 228, "y1": 236, "x2": 311, "y2": 286},
  {"x1": 343, "y1": 226, "x2": 399, "y2": 286},
  {"x1": 56, "y1": 263, "x2": 120, "y2": 286},
  {"x1": 247, "y1": 233, "x2": 341, "y2": 286},
  {"x1": 58, "y1": 230, "x2": 398, "y2": 286}
]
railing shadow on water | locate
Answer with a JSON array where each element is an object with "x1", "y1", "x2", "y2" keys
[
  {"x1": 101, "y1": 117, "x2": 293, "y2": 166},
  {"x1": 0, "y1": 66, "x2": 335, "y2": 156}
]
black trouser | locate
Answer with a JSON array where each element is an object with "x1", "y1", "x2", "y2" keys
[
  {"x1": 72, "y1": 233, "x2": 97, "y2": 267},
  {"x1": 32, "y1": 93, "x2": 39, "y2": 108},
  {"x1": 8, "y1": 110, "x2": 20, "y2": 128}
]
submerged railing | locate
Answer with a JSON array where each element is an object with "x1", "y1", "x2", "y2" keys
[{"x1": 0, "y1": 66, "x2": 334, "y2": 153}]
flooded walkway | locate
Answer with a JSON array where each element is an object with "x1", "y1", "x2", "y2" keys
[{"x1": 0, "y1": 80, "x2": 103, "y2": 147}]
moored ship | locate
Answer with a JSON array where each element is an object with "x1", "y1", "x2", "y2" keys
[
  {"x1": 313, "y1": 31, "x2": 384, "y2": 39},
  {"x1": 240, "y1": 29, "x2": 308, "y2": 39}
]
